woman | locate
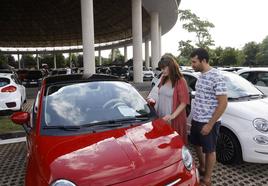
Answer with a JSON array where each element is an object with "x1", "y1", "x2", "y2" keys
[{"x1": 147, "y1": 54, "x2": 190, "y2": 144}]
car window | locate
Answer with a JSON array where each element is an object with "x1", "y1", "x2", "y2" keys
[
  {"x1": 183, "y1": 74, "x2": 197, "y2": 92},
  {"x1": 0, "y1": 78, "x2": 10, "y2": 87},
  {"x1": 256, "y1": 72, "x2": 268, "y2": 87},
  {"x1": 240, "y1": 72, "x2": 250, "y2": 79},
  {"x1": 43, "y1": 81, "x2": 152, "y2": 127},
  {"x1": 224, "y1": 73, "x2": 262, "y2": 98}
]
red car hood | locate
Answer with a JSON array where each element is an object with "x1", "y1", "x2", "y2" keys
[{"x1": 36, "y1": 119, "x2": 184, "y2": 185}]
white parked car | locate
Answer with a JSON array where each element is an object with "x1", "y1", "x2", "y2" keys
[
  {"x1": 237, "y1": 67, "x2": 268, "y2": 95},
  {"x1": 0, "y1": 73, "x2": 26, "y2": 111},
  {"x1": 128, "y1": 66, "x2": 154, "y2": 81},
  {"x1": 183, "y1": 71, "x2": 268, "y2": 164}
]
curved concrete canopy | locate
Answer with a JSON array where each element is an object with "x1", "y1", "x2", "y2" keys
[
  {"x1": 143, "y1": 0, "x2": 180, "y2": 36},
  {"x1": 0, "y1": 0, "x2": 179, "y2": 49}
]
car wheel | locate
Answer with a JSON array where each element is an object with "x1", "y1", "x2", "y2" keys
[{"x1": 216, "y1": 128, "x2": 242, "y2": 165}]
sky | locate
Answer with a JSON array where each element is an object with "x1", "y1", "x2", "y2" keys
[{"x1": 161, "y1": 0, "x2": 268, "y2": 56}]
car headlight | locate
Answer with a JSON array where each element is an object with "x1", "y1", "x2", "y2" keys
[
  {"x1": 182, "y1": 146, "x2": 193, "y2": 171},
  {"x1": 253, "y1": 118, "x2": 268, "y2": 133},
  {"x1": 51, "y1": 179, "x2": 76, "y2": 186}
]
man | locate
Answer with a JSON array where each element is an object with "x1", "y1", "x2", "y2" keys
[{"x1": 189, "y1": 48, "x2": 228, "y2": 186}]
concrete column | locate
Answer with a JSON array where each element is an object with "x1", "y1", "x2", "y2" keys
[
  {"x1": 36, "y1": 54, "x2": 40, "y2": 70},
  {"x1": 17, "y1": 54, "x2": 21, "y2": 69},
  {"x1": 111, "y1": 48, "x2": 115, "y2": 62},
  {"x1": 159, "y1": 25, "x2": 162, "y2": 57},
  {"x1": 69, "y1": 53, "x2": 72, "y2": 68},
  {"x1": 98, "y1": 50, "x2": 102, "y2": 66},
  {"x1": 150, "y1": 12, "x2": 159, "y2": 70},
  {"x1": 53, "y1": 53, "x2": 57, "y2": 69},
  {"x1": 132, "y1": 0, "x2": 143, "y2": 83},
  {"x1": 124, "y1": 46, "x2": 128, "y2": 62},
  {"x1": 81, "y1": 0, "x2": 95, "y2": 74},
  {"x1": 145, "y1": 39, "x2": 150, "y2": 69}
]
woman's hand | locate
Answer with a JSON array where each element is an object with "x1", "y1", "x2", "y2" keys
[
  {"x1": 147, "y1": 98, "x2": 156, "y2": 107},
  {"x1": 162, "y1": 114, "x2": 173, "y2": 123}
]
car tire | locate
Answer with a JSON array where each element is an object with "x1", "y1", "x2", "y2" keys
[{"x1": 216, "y1": 127, "x2": 242, "y2": 165}]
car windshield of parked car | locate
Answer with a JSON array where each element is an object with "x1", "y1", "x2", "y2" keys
[
  {"x1": 225, "y1": 73, "x2": 263, "y2": 99},
  {"x1": 43, "y1": 81, "x2": 152, "y2": 127}
]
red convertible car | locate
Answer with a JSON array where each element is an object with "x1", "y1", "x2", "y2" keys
[{"x1": 11, "y1": 74, "x2": 199, "y2": 186}]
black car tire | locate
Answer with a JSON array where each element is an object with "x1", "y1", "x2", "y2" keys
[{"x1": 216, "y1": 127, "x2": 242, "y2": 165}]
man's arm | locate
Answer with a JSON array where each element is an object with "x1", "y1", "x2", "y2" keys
[{"x1": 201, "y1": 95, "x2": 228, "y2": 135}]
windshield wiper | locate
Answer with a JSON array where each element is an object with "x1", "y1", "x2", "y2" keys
[
  {"x1": 81, "y1": 117, "x2": 150, "y2": 128},
  {"x1": 43, "y1": 125, "x2": 81, "y2": 130},
  {"x1": 43, "y1": 117, "x2": 151, "y2": 131},
  {"x1": 238, "y1": 94, "x2": 264, "y2": 99}
]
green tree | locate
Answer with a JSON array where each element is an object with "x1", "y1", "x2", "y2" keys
[
  {"x1": 256, "y1": 36, "x2": 268, "y2": 66},
  {"x1": 220, "y1": 47, "x2": 239, "y2": 66},
  {"x1": 66, "y1": 53, "x2": 78, "y2": 67},
  {"x1": 77, "y1": 55, "x2": 83, "y2": 67},
  {"x1": 236, "y1": 49, "x2": 246, "y2": 66},
  {"x1": 0, "y1": 53, "x2": 8, "y2": 66},
  {"x1": 209, "y1": 47, "x2": 224, "y2": 66},
  {"x1": 21, "y1": 54, "x2": 36, "y2": 69},
  {"x1": 178, "y1": 9, "x2": 215, "y2": 49},
  {"x1": 40, "y1": 54, "x2": 66, "y2": 69},
  {"x1": 109, "y1": 49, "x2": 124, "y2": 63},
  {"x1": 243, "y1": 42, "x2": 259, "y2": 66},
  {"x1": 178, "y1": 40, "x2": 194, "y2": 58}
]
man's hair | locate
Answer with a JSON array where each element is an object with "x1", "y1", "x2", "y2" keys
[{"x1": 190, "y1": 48, "x2": 209, "y2": 63}]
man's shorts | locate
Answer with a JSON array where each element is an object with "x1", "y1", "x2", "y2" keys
[{"x1": 190, "y1": 120, "x2": 221, "y2": 153}]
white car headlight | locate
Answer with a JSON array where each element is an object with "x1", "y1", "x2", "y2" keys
[
  {"x1": 253, "y1": 118, "x2": 268, "y2": 133},
  {"x1": 51, "y1": 179, "x2": 76, "y2": 186},
  {"x1": 182, "y1": 146, "x2": 193, "y2": 171}
]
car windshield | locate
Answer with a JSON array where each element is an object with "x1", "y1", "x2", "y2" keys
[
  {"x1": 43, "y1": 81, "x2": 152, "y2": 127},
  {"x1": 224, "y1": 73, "x2": 263, "y2": 98}
]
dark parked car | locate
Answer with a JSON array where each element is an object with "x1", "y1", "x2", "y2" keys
[
  {"x1": 22, "y1": 70, "x2": 43, "y2": 87},
  {"x1": 96, "y1": 66, "x2": 111, "y2": 74},
  {"x1": 110, "y1": 66, "x2": 129, "y2": 79}
]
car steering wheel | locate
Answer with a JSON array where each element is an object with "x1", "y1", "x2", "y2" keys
[{"x1": 102, "y1": 98, "x2": 127, "y2": 109}]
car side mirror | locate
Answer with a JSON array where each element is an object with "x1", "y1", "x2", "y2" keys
[{"x1": 10, "y1": 112, "x2": 30, "y2": 125}]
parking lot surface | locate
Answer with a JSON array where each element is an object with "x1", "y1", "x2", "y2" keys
[{"x1": 1, "y1": 141, "x2": 267, "y2": 186}]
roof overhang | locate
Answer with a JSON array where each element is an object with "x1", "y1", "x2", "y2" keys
[{"x1": 0, "y1": 0, "x2": 180, "y2": 49}]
